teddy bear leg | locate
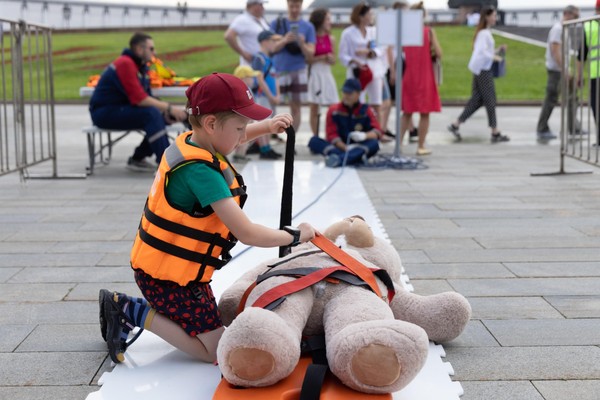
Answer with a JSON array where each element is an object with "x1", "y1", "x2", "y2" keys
[
  {"x1": 217, "y1": 276, "x2": 314, "y2": 387},
  {"x1": 324, "y1": 286, "x2": 429, "y2": 394}
]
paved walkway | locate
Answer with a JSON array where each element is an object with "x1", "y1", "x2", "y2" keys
[{"x1": 1, "y1": 104, "x2": 599, "y2": 400}]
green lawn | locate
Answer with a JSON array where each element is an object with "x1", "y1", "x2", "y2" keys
[{"x1": 8, "y1": 26, "x2": 546, "y2": 102}]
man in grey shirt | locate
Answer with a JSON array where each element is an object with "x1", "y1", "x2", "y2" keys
[{"x1": 536, "y1": 5, "x2": 580, "y2": 140}]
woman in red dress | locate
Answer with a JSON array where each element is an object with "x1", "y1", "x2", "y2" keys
[{"x1": 400, "y1": 1, "x2": 442, "y2": 155}]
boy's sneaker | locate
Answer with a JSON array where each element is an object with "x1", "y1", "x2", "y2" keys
[
  {"x1": 126, "y1": 157, "x2": 155, "y2": 172},
  {"x1": 259, "y1": 149, "x2": 282, "y2": 160},
  {"x1": 325, "y1": 153, "x2": 341, "y2": 168},
  {"x1": 491, "y1": 133, "x2": 510, "y2": 143},
  {"x1": 100, "y1": 290, "x2": 135, "y2": 363},
  {"x1": 447, "y1": 124, "x2": 462, "y2": 141},
  {"x1": 408, "y1": 128, "x2": 418, "y2": 143}
]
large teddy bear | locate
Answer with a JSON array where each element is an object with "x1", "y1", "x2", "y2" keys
[{"x1": 217, "y1": 216, "x2": 471, "y2": 394}]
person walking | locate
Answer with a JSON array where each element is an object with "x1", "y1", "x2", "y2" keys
[
  {"x1": 224, "y1": 0, "x2": 271, "y2": 67},
  {"x1": 447, "y1": 6, "x2": 509, "y2": 143},
  {"x1": 536, "y1": 5, "x2": 581, "y2": 141},
  {"x1": 307, "y1": 7, "x2": 339, "y2": 137},
  {"x1": 399, "y1": 1, "x2": 442, "y2": 156},
  {"x1": 89, "y1": 32, "x2": 188, "y2": 172}
]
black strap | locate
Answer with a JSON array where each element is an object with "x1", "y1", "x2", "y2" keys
[{"x1": 279, "y1": 126, "x2": 296, "y2": 257}]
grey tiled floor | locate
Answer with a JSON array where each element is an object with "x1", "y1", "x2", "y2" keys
[{"x1": 1, "y1": 104, "x2": 599, "y2": 399}]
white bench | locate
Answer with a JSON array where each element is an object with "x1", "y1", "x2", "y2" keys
[{"x1": 83, "y1": 124, "x2": 187, "y2": 174}]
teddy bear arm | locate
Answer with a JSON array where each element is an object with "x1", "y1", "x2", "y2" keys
[{"x1": 390, "y1": 284, "x2": 472, "y2": 343}]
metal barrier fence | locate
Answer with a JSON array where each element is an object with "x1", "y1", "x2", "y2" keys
[
  {"x1": 0, "y1": 18, "x2": 57, "y2": 179},
  {"x1": 555, "y1": 15, "x2": 600, "y2": 174}
]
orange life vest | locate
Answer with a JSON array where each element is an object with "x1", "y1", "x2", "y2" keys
[{"x1": 130, "y1": 133, "x2": 247, "y2": 285}]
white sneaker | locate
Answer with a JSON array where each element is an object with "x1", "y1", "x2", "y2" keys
[{"x1": 126, "y1": 157, "x2": 156, "y2": 172}]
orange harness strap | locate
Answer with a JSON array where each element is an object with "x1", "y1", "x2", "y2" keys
[
  {"x1": 310, "y1": 233, "x2": 384, "y2": 300},
  {"x1": 251, "y1": 266, "x2": 350, "y2": 309}
]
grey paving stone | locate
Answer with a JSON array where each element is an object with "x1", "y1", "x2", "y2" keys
[
  {"x1": 47, "y1": 240, "x2": 132, "y2": 254},
  {"x1": 404, "y1": 262, "x2": 514, "y2": 279},
  {"x1": 0, "y1": 301, "x2": 98, "y2": 324},
  {"x1": 478, "y1": 237, "x2": 600, "y2": 250},
  {"x1": 428, "y1": 248, "x2": 600, "y2": 263},
  {"x1": 0, "y1": 324, "x2": 35, "y2": 351},
  {"x1": 397, "y1": 250, "x2": 432, "y2": 264},
  {"x1": 484, "y1": 319, "x2": 600, "y2": 346},
  {"x1": 0, "y1": 386, "x2": 97, "y2": 400},
  {"x1": 468, "y1": 297, "x2": 563, "y2": 319},
  {"x1": 9, "y1": 266, "x2": 133, "y2": 283},
  {"x1": 0, "y1": 267, "x2": 21, "y2": 282},
  {"x1": 533, "y1": 380, "x2": 600, "y2": 400},
  {"x1": 545, "y1": 295, "x2": 600, "y2": 318},
  {"x1": 8, "y1": 230, "x2": 128, "y2": 242},
  {"x1": 449, "y1": 277, "x2": 600, "y2": 296},
  {"x1": 0, "y1": 241, "x2": 55, "y2": 254},
  {"x1": 442, "y1": 320, "x2": 500, "y2": 348},
  {"x1": 409, "y1": 279, "x2": 457, "y2": 295},
  {"x1": 68, "y1": 282, "x2": 142, "y2": 301},
  {"x1": 394, "y1": 237, "x2": 483, "y2": 250},
  {"x1": 505, "y1": 262, "x2": 600, "y2": 277},
  {"x1": 98, "y1": 252, "x2": 134, "y2": 266},
  {"x1": 460, "y1": 381, "x2": 544, "y2": 400},
  {"x1": 0, "y1": 283, "x2": 74, "y2": 302},
  {"x1": 0, "y1": 352, "x2": 105, "y2": 385},
  {"x1": 17, "y1": 324, "x2": 106, "y2": 352},
  {"x1": 446, "y1": 346, "x2": 600, "y2": 380},
  {"x1": 0, "y1": 252, "x2": 104, "y2": 267}
]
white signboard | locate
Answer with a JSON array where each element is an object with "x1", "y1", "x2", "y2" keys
[{"x1": 376, "y1": 10, "x2": 423, "y2": 47}]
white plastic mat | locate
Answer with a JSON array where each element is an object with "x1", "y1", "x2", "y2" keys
[{"x1": 87, "y1": 161, "x2": 463, "y2": 400}]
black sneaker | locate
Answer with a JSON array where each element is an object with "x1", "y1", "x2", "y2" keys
[
  {"x1": 126, "y1": 157, "x2": 156, "y2": 172},
  {"x1": 384, "y1": 130, "x2": 396, "y2": 138},
  {"x1": 100, "y1": 290, "x2": 134, "y2": 364},
  {"x1": 491, "y1": 133, "x2": 510, "y2": 143},
  {"x1": 408, "y1": 128, "x2": 418, "y2": 143},
  {"x1": 447, "y1": 124, "x2": 462, "y2": 141},
  {"x1": 246, "y1": 142, "x2": 260, "y2": 154},
  {"x1": 259, "y1": 149, "x2": 282, "y2": 160}
]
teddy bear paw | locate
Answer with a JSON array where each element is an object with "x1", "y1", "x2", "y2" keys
[
  {"x1": 228, "y1": 347, "x2": 275, "y2": 381},
  {"x1": 351, "y1": 343, "x2": 401, "y2": 387}
]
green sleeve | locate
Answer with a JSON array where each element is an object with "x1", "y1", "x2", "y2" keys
[{"x1": 165, "y1": 162, "x2": 231, "y2": 214}]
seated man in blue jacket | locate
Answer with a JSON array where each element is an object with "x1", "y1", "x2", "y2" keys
[
  {"x1": 308, "y1": 78, "x2": 382, "y2": 167},
  {"x1": 89, "y1": 32, "x2": 187, "y2": 172}
]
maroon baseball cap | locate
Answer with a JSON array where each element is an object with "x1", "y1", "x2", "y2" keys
[{"x1": 185, "y1": 72, "x2": 272, "y2": 121}]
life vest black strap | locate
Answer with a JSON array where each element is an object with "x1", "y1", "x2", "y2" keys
[
  {"x1": 138, "y1": 228, "x2": 226, "y2": 269},
  {"x1": 299, "y1": 364, "x2": 328, "y2": 400},
  {"x1": 144, "y1": 205, "x2": 235, "y2": 253},
  {"x1": 257, "y1": 267, "x2": 371, "y2": 289}
]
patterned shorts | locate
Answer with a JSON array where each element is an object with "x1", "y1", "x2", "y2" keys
[
  {"x1": 134, "y1": 269, "x2": 222, "y2": 337},
  {"x1": 279, "y1": 68, "x2": 309, "y2": 103}
]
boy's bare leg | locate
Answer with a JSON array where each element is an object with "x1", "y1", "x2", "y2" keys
[
  {"x1": 309, "y1": 103, "x2": 319, "y2": 136},
  {"x1": 148, "y1": 312, "x2": 224, "y2": 363}
]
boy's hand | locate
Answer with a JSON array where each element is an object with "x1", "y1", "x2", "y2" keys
[
  {"x1": 269, "y1": 113, "x2": 293, "y2": 133},
  {"x1": 298, "y1": 222, "x2": 317, "y2": 244}
]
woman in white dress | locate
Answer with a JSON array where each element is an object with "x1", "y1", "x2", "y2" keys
[{"x1": 338, "y1": 2, "x2": 386, "y2": 116}]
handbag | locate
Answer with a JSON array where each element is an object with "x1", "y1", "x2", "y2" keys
[
  {"x1": 352, "y1": 64, "x2": 373, "y2": 89},
  {"x1": 492, "y1": 48, "x2": 506, "y2": 78},
  {"x1": 429, "y1": 28, "x2": 442, "y2": 85}
]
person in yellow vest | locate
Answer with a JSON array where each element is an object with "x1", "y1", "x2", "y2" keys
[
  {"x1": 581, "y1": 1, "x2": 600, "y2": 144},
  {"x1": 99, "y1": 72, "x2": 316, "y2": 364}
]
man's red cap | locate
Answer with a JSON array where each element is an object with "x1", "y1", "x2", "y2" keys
[{"x1": 186, "y1": 72, "x2": 272, "y2": 121}]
